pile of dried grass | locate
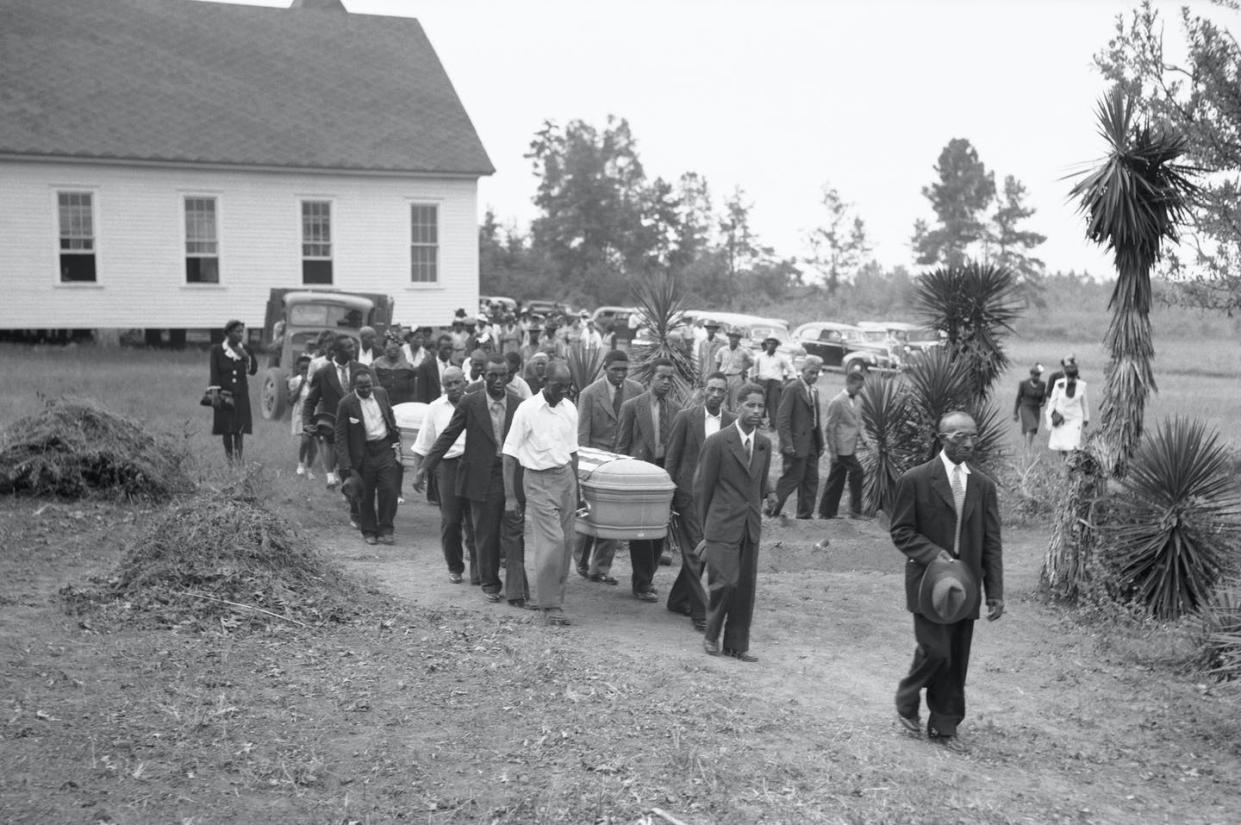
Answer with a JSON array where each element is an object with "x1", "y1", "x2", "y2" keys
[
  {"x1": 0, "y1": 399, "x2": 193, "y2": 500},
  {"x1": 62, "y1": 479, "x2": 372, "y2": 630}
]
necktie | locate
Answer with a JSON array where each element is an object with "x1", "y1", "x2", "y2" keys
[
  {"x1": 744, "y1": 435, "x2": 752, "y2": 464},
  {"x1": 655, "y1": 398, "x2": 668, "y2": 458},
  {"x1": 951, "y1": 463, "x2": 966, "y2": 556},
  {"x1": 810, "y1": 385, "x2": 819, "y2": 427},
  {"x1": 338, "y1": 364, "x2": 348, "y2": 391},
  {"x1": 612, "y1": 383, "x2": 622, "y2": 417}
]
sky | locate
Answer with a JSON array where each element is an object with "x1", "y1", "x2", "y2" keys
[{"x1": 219, "y1": 0, "x2": 1234, "y2": 279}]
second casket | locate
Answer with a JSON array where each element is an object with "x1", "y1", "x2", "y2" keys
[
  {"x1": 392, "y1": 402, "x2": 429, "y2": 469},
  {"x1": 575, "y1": 447, "x2": 676, "y2": 540}
]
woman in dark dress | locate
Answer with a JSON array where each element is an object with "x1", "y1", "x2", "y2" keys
[
  {"x1": 1012, "y1": 363, "x2": 1047, "y2": 451},
  {"x1": 208, "y1": 319, "x2": 259, "y2": 463},
  {"x1": 371, "y1": 333, "x2": 417, "y2": 405}
]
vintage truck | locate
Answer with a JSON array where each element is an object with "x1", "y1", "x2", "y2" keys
[{"x1": 257, "y1": 288, "x2": 395, "y2": 420}]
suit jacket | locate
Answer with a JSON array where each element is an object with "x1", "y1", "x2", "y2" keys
[
  {"x1": 890, "y1": 457, "x2": 1004, "y2": 620},
  {"x1": 577, "y1": 376, "x2": 644, "y2": 450},
  {"x1": 616, "y1": 391, "x2": 682, "y2": 463},
  {"x1": 824, "y1": 389, "x2": 863, "y2": 456},
  {"x1": 422, "y1": 389, "x2": 520, "y2": 502},
  {"x1": 302, "y1": 359, "x2": 363, "y2": 428},
  {"x1": 695, "y1": 424, "x2": 772, "y2": 545},
  {"x1": 333, "y1": 388, "x2": 399, "y2": 475},
  {"x1": 776, "y1": 379, "x2": 824, "y2": 458},
  {"x1": 664, "y1": 405, "x2": 736, "y2": 494},
  {"x1": 415, "y1": 356, "x2": 452, "y2": 404}
]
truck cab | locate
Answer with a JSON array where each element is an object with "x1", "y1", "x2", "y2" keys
[{"x1": 259, "y1": 288, "x2": 394, "y2": 419}]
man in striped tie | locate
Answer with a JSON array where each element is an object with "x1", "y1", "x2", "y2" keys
[{"x1": 890, "y1": 411, "x2": 1004, "y2": 753}]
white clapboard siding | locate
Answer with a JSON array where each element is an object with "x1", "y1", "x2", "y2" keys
[{"x1": 0, "y1": 161, "x2": 480, "y2": 330}]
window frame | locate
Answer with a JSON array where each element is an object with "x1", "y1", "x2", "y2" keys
[
  {"x1": 54, "y1": 188, "x2": 99, "y2": 285},
  {"x1": 183, "y1": 194, "x2": 221, "y2": 285},
  {"x1": 300, "y1": 198, "x2": 334, "y2": 286},
  {"x1": 408, "y1": 200, "x2": 440, "y2": 286}
]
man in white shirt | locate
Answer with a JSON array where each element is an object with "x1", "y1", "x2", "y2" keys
[
  {"x1": 753, "y1": 336, "x2": 795, "y2": 428},
  {"x1": 502, "y1": 363, "x2": 582, "y2": 626},
  {"x1": 410, "y1": 367, "x2": 477, "y2": 583}
]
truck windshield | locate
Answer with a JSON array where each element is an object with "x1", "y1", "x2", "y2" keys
[{"x1": 289, "y1": 304, "x2": 365, "y2": 328}]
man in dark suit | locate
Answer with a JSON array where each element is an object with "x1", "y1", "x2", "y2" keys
[
  {"x1": 664, "y1": 372, "x2": 735, "y2": 631},
  {"x1": 892, "y1": 411, "x2": 1004, "y2": 751},
  {"x1": 696, "y1": 383, "x2": 776, "y2": 662},
  {"x1": 333, "y1": 370, "x2": 401, "y2": 546},
  {"x1": 415, "y1": 334, "x2": 456, "y2": 404},
  {"x1": 573, "y1": 349, "x2": 644, "y2": 583},
  {"x1": 302, "y1": 333, "x2": 361, "y2": 492},
  {"x1": 616, "y1": 358, "x2": 681, "y2": 602},
  {"x1": 413, "y1": 354, "x2": 522, "y2": 604},
  {"x1": 770, "y1": 355, "x2": 824, "y2": 519}
]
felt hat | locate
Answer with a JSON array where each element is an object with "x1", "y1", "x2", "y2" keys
[
  {"x1": 1030, "y1": 363, "x2": 1044, "y2": 375},
  {"x1": 726, "y1": 327, "x2": 743, "y2": 338},
  {"x1": 704, "y1": 319, "x2": 721, "y2": 329},
  {"x1": 917, "y1": 557, "x2": 979, "y2": 624},
  {"x1": 763, "y1": 335, "x2": 780, "y2": 345}
]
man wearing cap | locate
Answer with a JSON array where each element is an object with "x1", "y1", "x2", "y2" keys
[
  {"x1": 696, "y1": 320, "x2": 726, "y2": 386},
  {"x1": 714, "y1": 328, "x2": 755, "y2": 411},
  {"x1": 573, "y1": 350, "x2": 644, "y2": 583},
  {"x1": 752, "y1": 335, "x2": 796, "y2": 428},
  {"x1": 891, "y1": 411, "x2": 1004, "y2": 751}
]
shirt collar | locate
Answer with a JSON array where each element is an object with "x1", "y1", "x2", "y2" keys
[
  {"x1": 938, "y1": 450, "x2": 971, "y2": 476},
  {"x1": 734, "y1": 420, "x2": 754, "y2": 442},
  {"x1": 704, "y1": 406, "x2": 721, "y2": 420}
]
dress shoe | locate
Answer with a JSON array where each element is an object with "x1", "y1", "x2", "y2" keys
[
  {"x1": 589, "y1": 573, "x2": 619, "y2": 585},
  {"x1": 691, "y1": 618, "x2": 707, "y2": 633},
  {"x1": 897, "y1": 713, "x2": 922, "y2": 736},
  {"x1": 377, "y1": 534, "x2": 395, "y2": 545},
  {"x1": 635, "y1": 589, "x2": 659, "y2": 602},
  {"x1": 725, "y1": 648, "x2": 758, "y2": 663},
  {"x1": 448, "y1": 572, "x2": 463, "y2": 584},
  {"x1": 484, "y1": 591, "x2": 503, "y2": 603},
  {"x1": 542, "y1": 608, "x2": 571, "y2": 626},
  {"x1": 363, "y1": 535, "x2": 378, "y2": 546},
  {"x1": 703, "y1": 638, "x2": 721, "y2": 656},
  {"x1": 576, "y1": 565, "x2": 590, "y2": 579},
  {"x1": 659, "y1": 552, "x2": 672, "y2": 566},
  {"x1": 928, "y1": 732, "x2": 968, "y2": 753}
]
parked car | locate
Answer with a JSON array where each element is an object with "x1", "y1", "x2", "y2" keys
[
  {"x1": 792, "y1": 321, "x2": 861, "y2": 368},
  {"x1": 683, "y1": 310, "x2": 805, "y2": 369},
  {"x1": 591, "y1": 305, "x2": 639, "y2": 345},
  {"x1": 524, "y1": 299, "x2": 572, "y2": 318},
  {"x1": 857, "y1": 321, "x2": 944, "y2": 355},
  {"x1": 259, "y1": 288, "x2": 395, "y2": 420}
]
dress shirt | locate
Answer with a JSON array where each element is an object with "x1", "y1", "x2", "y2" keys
[
  {"x1": 937, "y1": 450, "x2": 971, "y2": 485},
  {"x1": 754, "y1": 351, "x2": 794, "y2": 381},
  {"x1": 715, "y1": 345, "x2": 754, "y2": 375},
  {"x1": 503, "y1": 392, "x2": 579, "y2": 470},
  {"x1": 488, "y1": 394, "x2": 507, "y2": 456},
  {"x1": 357, "y1": 348, "x2": 375, "y2": 367},
  {"x1": 507, "y1": 374, "x2": 533, "y2": 400},
  {"x1": 413, "y1": 396, "x2": 466, "y2": 459},
  {"x1": 357, "y1": 393, "x2": 389, "y2": 441},
  {"x1": 704, "y1": 408, "x2": 722, "y2": 438}
]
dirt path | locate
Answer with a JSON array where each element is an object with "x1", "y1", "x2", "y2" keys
[{"x1": 316, "y1": 495, "x2": 1241, "y2": 825}]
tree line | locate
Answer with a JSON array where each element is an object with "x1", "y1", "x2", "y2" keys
[{"x1": 480, "y1": 116, "x2": 1047, "y2": 313}]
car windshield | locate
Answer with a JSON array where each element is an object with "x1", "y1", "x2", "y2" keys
[
  {"x1": 751, "y1": 326, "x2": 789, "y2": 342},
  {"x1": 861, "y1": 330, "x2": 889, "y2": 343}
]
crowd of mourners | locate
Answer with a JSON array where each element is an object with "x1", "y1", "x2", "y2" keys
[{"x1": 206, "y1": 303, "x2": 1007, "y2": 750}]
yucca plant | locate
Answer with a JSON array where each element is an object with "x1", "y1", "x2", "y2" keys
[
  {"x1": 912, "y1": 263, "x2": 1020, "y2": 402},
  {"x1": 858, "y1": 373, "x2": 917, "y2": 516},
  {"x1": 1046, "y1": 88, "x2": 1199, "y2": 605},
  {"x1": 565, "y1": 343, "x2": 606, "y2": 403},
  {"x1": 1201, "y1": 579, "x2": 1241, "y2": 681},
  {"x1": 1102, "y1": 417, "x2": 1241, "y2": 620},
  {"x1": 630, "y1": 271, "x2": 695, "y2": 404},
  {"x1": 857, "y1": 350, "x2": 1007, "y2": 515}
]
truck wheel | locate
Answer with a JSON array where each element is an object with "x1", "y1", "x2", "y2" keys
[{"x1": 260, "y1": 368, "x2": 289, "y2": 420}]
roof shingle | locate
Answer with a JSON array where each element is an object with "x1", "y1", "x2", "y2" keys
[{"x1": 0, "y1": 0, "x2": 495, "y2": 175}]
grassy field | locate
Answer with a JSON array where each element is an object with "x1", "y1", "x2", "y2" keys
[{"x1": 2, "y1": 340, "x2": 1241, "y2": 824}]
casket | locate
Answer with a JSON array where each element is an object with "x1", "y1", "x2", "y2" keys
[
  {"x1": 392, "y1": 402, "x2": 428, "y2": 469},
  {"x1": 575, "y1": 447, "x2": 675, "y2": 540}
]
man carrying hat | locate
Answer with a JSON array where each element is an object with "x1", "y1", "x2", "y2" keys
[
  {"x1": 890, "y1": 411, "x2": 1004, "y2": 752},
  {"x1": 714, "y1": 327, "x2": 754, "y2": 411}
]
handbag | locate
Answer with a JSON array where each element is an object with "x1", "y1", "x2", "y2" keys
[
  {"x1": 200, "y1": 389, "x2": 235, "y2": 411},
  {"x1": 199, "y1": 389, "x2": 215, "y2": 407},
  {"x1": 1050, "y1": 410, "x2": 1065, "y2": 427}
]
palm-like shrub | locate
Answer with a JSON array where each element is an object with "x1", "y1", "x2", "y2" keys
[
  {"x1": 630, "y1": 272, "x2": 695, "y2": 403},
  {"x1": 566, "y1": 344, "x2": 605, "y2": 403},
  {"x1": 1201, "y1": 579, "x2": 1241, "y2": 681},
  {"x1": 858, "y1": 349, "x2": 1007, "y2": 515},
  {"x1": 913, "y1": 263, "x2": 1020, "y2": 402},
  {"x1": 1102, "y1": 417, "x2": 1241, "y2": 619}
]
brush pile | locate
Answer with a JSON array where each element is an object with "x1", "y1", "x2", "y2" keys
[
  {"x1": 0, "y1": 400, "x2": 193, "y2": 500},
  {"x1": 62, "y1": 480, "x2": 372, "y2": 631}
]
